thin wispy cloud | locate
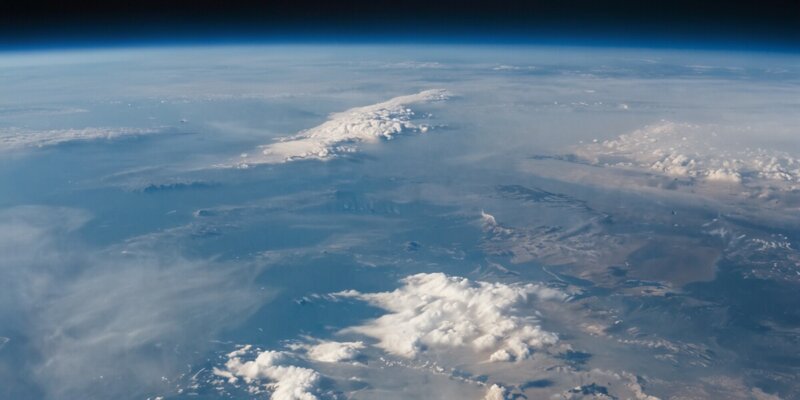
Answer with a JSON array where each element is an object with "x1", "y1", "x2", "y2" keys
[
  {"x1": 0, "y1": 127, "x2": 167, "y2": 151},
  {"x1": 0, "y1": 206, "x2": 271, "y2": 399}
]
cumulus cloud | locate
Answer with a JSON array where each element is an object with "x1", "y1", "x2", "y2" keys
[
  {"x1": 334, "y1": 273, "x2": 565, "y2": 362},
  {"x1": 484, "y1": 384, "x2": 512, "y2": 400},
  {"x1": 0, "y1": 126, "x2": 165, "y2": 150},
  {"x1": 480, "y1": 210, "x2": 499, "y2": 227},
  {"x1": 236, "y1": 89, "x2": 449, "y2": 166},
  {"x1": 573, "y1": 121, "x2": 800, "y2": 189},
  {"x1": 214, "y1": 345, "x2": 322, "y2": 400},
  {"x1": 305, "y1": 341, "x2": 365, "y2": 363}
]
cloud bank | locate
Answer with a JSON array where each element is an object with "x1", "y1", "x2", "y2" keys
[
  {"x1": 574, "y1": 121, "x2": 800, "y2": 189},
  {"x1": 237, "y1": 89, "x2": 449, "y2": 165},
  {"x1": 334, "y1": 273, "x2": 566, "y2": 362},
  {"x1": 0, "y1": 127, "x2": 164, "y2": 151}
]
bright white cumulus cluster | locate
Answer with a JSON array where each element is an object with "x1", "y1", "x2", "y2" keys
[
  {"x1": 575, "y1": 121, "x2": 800, "y2": 188},
  {"x1": 238, "y1": 89, "x2": 449, "y2": 165},
  {"x1": 484, "y1": 384, "x2": 512, "y2": 400},
  {"x1": 214, "y1": 345, "x2": 321, "y2": 400},
  {"x1": 305, "y1": 340, "x2": 365, "y2": 363},
  {"x1": 0, "y1": 127, "x2": 162, "y2": 150},
  {"x1": 335, "y1": 272, "x2": 565, "y2": 362}
]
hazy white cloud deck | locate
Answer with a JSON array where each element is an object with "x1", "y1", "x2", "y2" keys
[
  {"x1": 0, "y1": 126, "x2": 164, "y2": 150},
  {"x1": 574, "y1": 121, "x2": 800, "y2": 189}
]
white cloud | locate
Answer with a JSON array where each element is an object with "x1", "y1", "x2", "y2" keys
[
  {"x1": 383, "y1": 61, "x2": 446, "y2": 69},
  {"x1": 573, "y1": 121, "x2": 800, "y2": 189},
  {"x1": 491, "y1": 64, "x2": 535, "y2": 71},
  {"x1": 480, "y1": 210, "x2": 499, "y2": 227},
  {"x1": 334, "y1": 273, "x2": 565, "y2": 362},
  {"x1": 214, "y1": 345, "x2": 322, "y2": 400},
  {"x1": 484, "y1": 384, "x2": 511, "y2": 400},
  {"x1": 236, "y1": 89, "x2": 449, "y2": 166},
  {"x1": 305, "y1": 340, "x2": 365, "y2": 363},
  {"x1": 0, "y1": 127, "x2": 164, "y2": 150}
]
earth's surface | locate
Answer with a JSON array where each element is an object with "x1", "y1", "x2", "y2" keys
[{"x1": 0, "y1": 45, "x2": 799, "y2": 400}]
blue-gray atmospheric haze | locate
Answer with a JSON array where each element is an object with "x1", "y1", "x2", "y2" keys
[{"x1": 0, "y1": 45, "x2": 799, "y2": 400}]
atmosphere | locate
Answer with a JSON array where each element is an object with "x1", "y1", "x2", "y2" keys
[
  {"x1": 1, "y1": 3, "x2": 799, "y2": 400},
  {"x1": 1, "y1": 0, "x2": 799, "y2": 50}
]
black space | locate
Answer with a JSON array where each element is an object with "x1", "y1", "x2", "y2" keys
[{"x1": 0, "y1": 0, "x2": 799, "y2": 49}]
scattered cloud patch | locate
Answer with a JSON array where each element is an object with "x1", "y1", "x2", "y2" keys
[
  {"x1": 480, "y1": 210, "x2": 499, "y2": 227},
  {"x1": 305, "y1": 341, "x2": 365, "y2": 363},
  {"x1": 286, "y1": 339, "x2": 366, "y2": 364},
  {"x1": 236, "y1": 89, "x2": 449, "y2": 166},
  {"x1": 214, "y1": 345, "x2": 322, "y2": 400},
  {"x1": 334, "y1": 273, "x2": 565, "y2": 362}
]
